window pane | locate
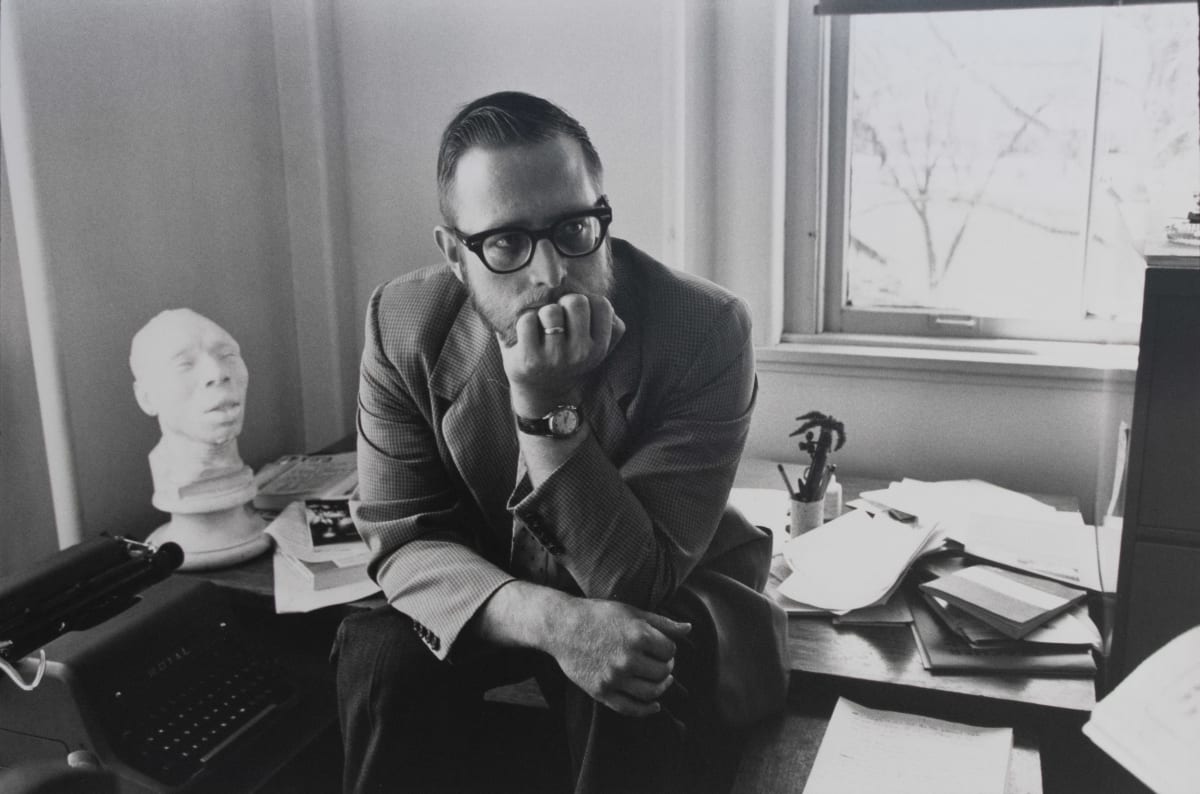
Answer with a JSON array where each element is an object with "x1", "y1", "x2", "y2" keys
[
  {"x1": 843, "y1": 6, "x2": 1197, "y2": 326},
  {"x1": 1085, "y1": 5, "x2": 1199, "y2": 323}
]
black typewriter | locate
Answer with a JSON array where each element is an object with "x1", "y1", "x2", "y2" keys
[{"x1": 0, "y1": 536, "x2": 299, "y2": 792}]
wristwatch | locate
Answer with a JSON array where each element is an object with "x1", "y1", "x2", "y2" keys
[{"x1": 515, "y1": 405, "x2": 582, "y2": 439}]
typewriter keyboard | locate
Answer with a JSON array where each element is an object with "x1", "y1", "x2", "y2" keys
[{"x1": 113, "y1": 639, "x2": 295, "y2": 786}]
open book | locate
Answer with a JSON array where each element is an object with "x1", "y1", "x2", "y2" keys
[{"x1": 253, "y1": 452, "x2": 358, "y2": 511}]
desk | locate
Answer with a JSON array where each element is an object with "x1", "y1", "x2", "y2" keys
[
  {"x1": 735, "y1": 457, "x2": 1096, "y2": 714},
  {"x1": 732, "y1": 457, "x2": 1109, "y2": 794}
]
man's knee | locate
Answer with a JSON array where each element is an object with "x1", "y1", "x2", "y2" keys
[{"x1": 332, "y1": 606, "x2": 446, "y2": 708}]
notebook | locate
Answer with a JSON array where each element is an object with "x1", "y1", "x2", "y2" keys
[
  {"x1": 909, "y1": 595, "x2": 1096, "y2": 676},
  {"x1": 919, "y1": 563, "x2": 1087, "y2": 639}
]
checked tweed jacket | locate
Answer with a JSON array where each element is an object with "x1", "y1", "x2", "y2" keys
[{"x1": 353, "y1": 238, "x2": 758, "y2": 661}]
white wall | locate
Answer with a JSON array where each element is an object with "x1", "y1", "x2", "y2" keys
[
  {"x1": 1, "y1": 0, "x2": 1133, "y2": 573},
  {"x1": 1, "y1": 156, "x2": 58, "y2": 577},
  {"x1": 750, "y1": 355, "x2": 1134, "y2": 519},
  {"x1": 2, "y1": 0, "x2": 307, "y2": 559},
  {"x1": 329, "y1": 0, "x2": 678, "y2": 334}
]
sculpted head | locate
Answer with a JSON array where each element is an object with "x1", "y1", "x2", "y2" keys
[{"x1": 130, "y1": 309, "x2": 249, "y2": 448}]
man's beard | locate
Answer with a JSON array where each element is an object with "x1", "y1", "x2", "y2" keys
[{"x1": 463, "y1": 242, "x2": 615, "y2": 347}]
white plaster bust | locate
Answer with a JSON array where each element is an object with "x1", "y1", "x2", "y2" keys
[{"x1": 130, "y1": 308, "x2": 266, "y2": 568}]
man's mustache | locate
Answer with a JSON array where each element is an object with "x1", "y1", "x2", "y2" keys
[{"x1": 515, "y1": 288, "x2": 568, "y2": 317}]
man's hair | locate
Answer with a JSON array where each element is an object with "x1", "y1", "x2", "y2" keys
[{"x1": 436, "y1": 91, "x2": 603, "y2": 224}]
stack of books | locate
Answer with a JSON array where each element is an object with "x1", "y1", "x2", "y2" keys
[
  {"x1": 265, "y1": 500, "x2": 372, "y2": 591},
  {"x1": 909, "y1": 556, "x2": 1097, "y2": 675},
  {"x1": 253, "y1": 452, "x2": 359, "y2": 512}
]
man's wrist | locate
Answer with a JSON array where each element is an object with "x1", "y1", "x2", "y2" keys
[
  {"x1": 510, "y1": 387, "x2": 582, "y2": 421},
  {"x1": 477, "y1": 580, "x2": 575, "y2": 654}
]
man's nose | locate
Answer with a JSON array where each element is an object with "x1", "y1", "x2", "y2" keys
[
  {"x1": 526, "y1": 238, "x2": 566, "y2": 287},
  {"x1": 197, "y1": 354, "x2": 232, "y2": 386}
]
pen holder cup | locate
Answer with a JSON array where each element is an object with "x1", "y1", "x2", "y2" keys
[{"x1": 790, "y1": 498, "x2": 824, "y2": 537}]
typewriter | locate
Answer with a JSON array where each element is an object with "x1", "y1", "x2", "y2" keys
[{"x1": 0, "y1": 536, "x2": 301, "y2": 792}]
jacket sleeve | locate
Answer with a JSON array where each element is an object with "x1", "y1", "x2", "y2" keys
[
  {"x1": 352, "y1": 285, "x2": 514, "y2": 660},
  {"x1": 507, "y1": 294, "x2": 756, "y2": 610}
]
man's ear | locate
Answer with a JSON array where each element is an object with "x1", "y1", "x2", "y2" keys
[
  {"x1": 133, "y1": 380, "x2": 159, "y2": 417},
  {"x1": 433, "y1": 226, "x2": 465, "y2": 283}
]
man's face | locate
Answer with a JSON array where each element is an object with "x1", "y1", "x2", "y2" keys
[
  {"x1": 132, "y1": 311, "x2": 249, "y2": 446},
  {"x1": 437, "y1": 136, "x2": 613, "y2": 345}
]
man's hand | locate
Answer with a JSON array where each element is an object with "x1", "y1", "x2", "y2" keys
[
  {"x1": 546, "y1": 597, "x2": 691, "y2": 718},
  {"x1": 500, "y1": 294, "x2": 625, "y2": 417}
]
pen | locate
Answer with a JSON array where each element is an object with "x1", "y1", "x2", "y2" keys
[
  {"x1": 818, "y1": 463, "x2": 836, "y2": 500},
  {"x1": 777, "y1": 464, "x2": 797, "y2": 500},
  {"x1": 804, "y1": 443, "x2": 828, "y2": 502}
]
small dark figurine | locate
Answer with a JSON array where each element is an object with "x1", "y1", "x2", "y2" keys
[{"x1": 788, "y1": 411, "x2": 846, "y2": 502}]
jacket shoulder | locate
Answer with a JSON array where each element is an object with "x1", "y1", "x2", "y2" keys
[
  {"x1": 368, "y1": 265, "x2": 467, "y2": 354},
  {"x1": 613, "y1": 240, "x2": 752, "y2": 355}
]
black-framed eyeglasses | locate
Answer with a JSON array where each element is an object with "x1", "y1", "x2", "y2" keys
[{"x1": 453, "y1": 197, "x2": 613, "y2": 274}]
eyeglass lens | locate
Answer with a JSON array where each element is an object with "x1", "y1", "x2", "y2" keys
[{"x1": 481, "y1": 215, "x2": 605, "y2": 272}]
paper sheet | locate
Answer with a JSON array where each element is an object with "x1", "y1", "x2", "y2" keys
[
  {"x1": 272, "y1": 549, "x2": 380, "y2": 613},
  {"x1": 777, "y1": 510, "x2": 936, "y2": 612},
  {"x1": 804, "y1": 698, "x2": 1012, "y2": 794},
  {"x1": 859, "y1": 478, "x2": 1059, "y2": 525},
  {"x1": 948, "y1": 513, "x2": 1106, "y2": 592},
  {"x1": 1084, "y1": 625, "x2": 1200, "y2": 794}
]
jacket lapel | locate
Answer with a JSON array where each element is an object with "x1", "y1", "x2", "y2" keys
[
  {"x1": 587, "y1": 261, "x2": 642, "y2": 457},
  {"x1": 433, "y1": 303, "x2": 518, "y2": 540}
]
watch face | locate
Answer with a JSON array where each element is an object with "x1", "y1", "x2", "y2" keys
[{"x1": 547, "y1": 406, "x2": 580, "y2": 436}]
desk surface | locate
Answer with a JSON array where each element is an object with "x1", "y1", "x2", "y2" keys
[{"x1": 734, "y1": 457, "x2": 1097, "y2": 715}]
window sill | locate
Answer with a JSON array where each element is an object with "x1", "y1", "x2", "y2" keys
[{"x1": 759, "y1": 334, "x2": 1138, "y2": 387}]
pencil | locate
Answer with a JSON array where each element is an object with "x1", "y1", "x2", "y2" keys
[{"x1": 777, "y1": 464, "x2": 797, "y2": 500}]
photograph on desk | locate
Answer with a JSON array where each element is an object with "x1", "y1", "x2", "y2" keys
[{"x1": 264, "y1": 501, "x2": 378, "y2": 612}]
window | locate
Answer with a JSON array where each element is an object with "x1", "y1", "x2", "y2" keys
[{"x1": 807, "y1": 3, "x2": 1198, "y2": 344}]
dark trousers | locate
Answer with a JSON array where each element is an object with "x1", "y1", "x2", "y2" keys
[{"x1": 332, "y1": 605, "x2": 736, "y2": 794}]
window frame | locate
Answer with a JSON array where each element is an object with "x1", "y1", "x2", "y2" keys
[{"x1": 783, "y1": 5, "x2": 1180, "y2": 346}]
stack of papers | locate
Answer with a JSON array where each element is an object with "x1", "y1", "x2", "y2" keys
[
  {"x1": 856, "y1": 478, "x2": 1060, "y2": 522},
  {"x1": 857, "y1": 478, "x2": 1114, "y2": 593},
  {"x1": 774, "y1": 510, "x2": 941, "y2": 614},
  {"x1": 804, "y1": 698, "x2": 1013, "y2": 794}
]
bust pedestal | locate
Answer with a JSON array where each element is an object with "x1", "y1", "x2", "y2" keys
[
  {"x1": 147, "y1": 504, "x2": 269, "y2": 570},
  {"x1": 147, "y1": 463, "x2": 270, "y2": 571}
]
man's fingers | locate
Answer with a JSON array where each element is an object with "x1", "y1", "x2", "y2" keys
[
  {"x1": 621, "y1": 674, "x2": 675, "y2": 704},
  {"x1": 537, "y1": 303, "x2": 567, "y2": 335},
  {"x1": 587, "y1": 295, "x2": 613, "y2": 342},
  {"x1": 609, "y1": 312, "x2": 626, "y2": 351},
  {"x1": 643, "y1": 612, "x2": 692, "y2": 641},
  {"x1": 603, "y1": 692, "x2": 663, "y2": 719},
  {"x1": 511, "y1": 310, "x2": 542, "y2": 349},
  {"x1": 558, "y1": 294, "x2": 591, "y2": 341},
  {"x1": 628, "y1": 655, "x2": 674, "y2": 684}
]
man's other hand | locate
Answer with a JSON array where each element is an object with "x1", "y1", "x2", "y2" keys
[
  {"x1": 501, "y1": 294, "x2": 626, "y2": 416},
  {"x1": 548, "y1": 598, "x2": 690, "y2": 718}
]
